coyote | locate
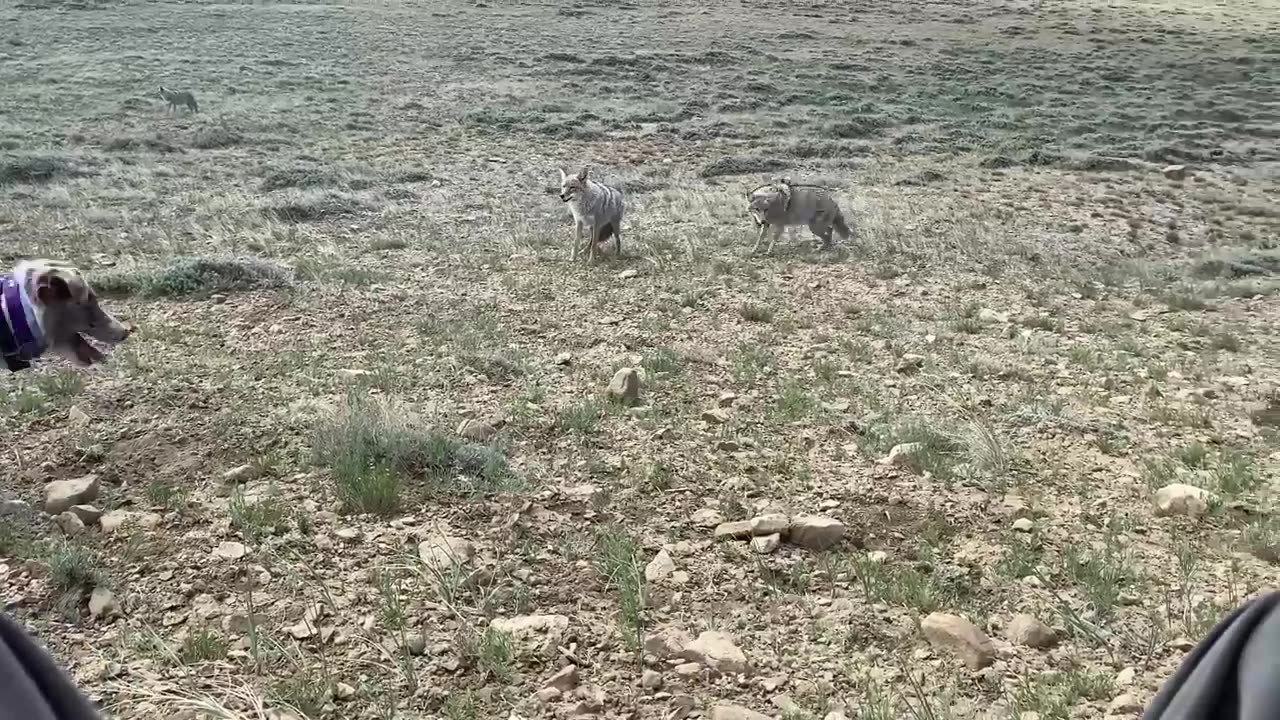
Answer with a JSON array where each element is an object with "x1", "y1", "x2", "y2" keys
[
  {"x1": 559, "y1": 167, "x2": 625, "y2": 262},
  {"x1": 746, "y1": 178, "x2": 853, "y2": 254},
  {"x1": 1, "y1": 259, "x2": 132, "y2": 372},
  {"x1": 157, "y1": 86, "x2": 198, "y2": 113}
]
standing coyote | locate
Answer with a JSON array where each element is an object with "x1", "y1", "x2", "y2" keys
[
  {"x1": 746, "y1": 179, "x2": 852, "y2": 254},
  {"x1": 559, "y1": 167, "x2": 625, "y2": 262},
  {"x1": 157, "y1": 86, "x2": 199, "y2": 113}
]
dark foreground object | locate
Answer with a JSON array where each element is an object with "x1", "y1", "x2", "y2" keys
[
  {"x1": 0, "y1": 612, "x2": 100, "y2": 720},
  {"x1": 1144, "y1": 590, "x2": 1280, "y2": 720}
]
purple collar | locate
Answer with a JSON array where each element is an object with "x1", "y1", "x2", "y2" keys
[{"x1": 1, "y1": 274, "x2": 43, "y2": 371}]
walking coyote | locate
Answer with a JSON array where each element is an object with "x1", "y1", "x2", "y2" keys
[{"x1": 746, "y1": 179, "x2": 852, "y2": 254}]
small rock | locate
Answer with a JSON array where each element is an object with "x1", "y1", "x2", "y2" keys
[
  {"x1": 88, "y1": 586, "x2": 118, "y2": 620},
  {"x1": 490, "y1": 614, "x2": 569, "y2": 656},
  {"x1": 618, "y1": 268, "x2": 639, "y2": 280},
  {"x1": 44, "y1": 475, "x2": 100, "y2": 515},
  {"x1": 645, "y1": 549, "x2": 676, "y2": 583},
  {"x1": 534, "y1": 687, "x2": 561, "y2": 703},
  {"x1": 99, "y1": 511, "x2": 129, "y2": 534},
  {"x1": 1005, "y1": 614, "x2": 1057, "y2": 648},
  {"x1": 895, "y1": 354, "x2": 925, "y2": 374},
  {"x1": 213, "y1": 541, "x2": 247, "y2": 560},
  {"x1": 417, "y1": 534, "x2": 476, "y2": 570},
  {"x1": 717, "y1": 391, "x2": 738, "y2": 408},
  {"x1": 334, "y1": 682, "x2": 356, "y2": 701},
  {"x1": 55, "y1": 511, "x2": 86, "y2": 537},
  {"x1": 978, "y1": 308, "x2": 1009, "y2": 324},
  {"x1": 714, "y1": 520, "x2": 753, "y2": 541},
  {"x1": 607, "y1": 368, "x2": 642, "y2": 407},
  {"x1": 710, "y1": 704, "x2": 771, "y2": 720},
  {"x1": 1162, "y1": 164, "x2": 1187, "y2": 181},
  {"x1": 1154, "y1": 484, "x2": 1213, "y2": 517},
  {"x1": 824, "y1": 713, "x2": 851, "y2": 720},
  {"x1": 921, "y1": 612, "x2": 995, "y2": 669},
  {"x1": 554, "y1": 352, "x2": 573, "y2": 366},
  {"x1": 1115, "y1": 667, "x2": 1136, "y2": 686},
  {"x1": 879, "y1": 442, "x2": 922, "y2": 467},
  {"x1": 457, "y1": 419, "x2": 497, "y2": 442},
  {"x1": 701, "y1": 408, "x2": 730, "y2": 424},
  {"x1": 674, "y1": 661, "x2": 702, "y2": 677},
  {"x1": 404, "y1": 633, "x2": 427, "y2": 656},
  {"x1": 222, "y1": 464, "x2": 255, "y2": 485},
  {"x1": 335, "y1": 368, "x2": 370, "y2": 380},
  {"x1": 68, "y1": 406, "x2": 91, "y2": 426},
  {"x1": 749, "y1": 513, "x2": 790, "y2": 537},
  {"x1": 68, "y1": 505, "x2": 102, "y2": 525},
  {"x1": 641, "y1": 669, "x2": 663, "y2": 690},
  {"x1": 545, "y1": 664, "x2": 579, "y2": 692},
  {"x1": 643, "y1": 625, "x2": 692, "y2": 659},
  {"x1": 334, "y1": 527, "x2": 360, "y2": 542},
  {"x1": 692, "y1": 508, "x2": 726, "y2": 528},
  {"x1": 1011, "y1": 518, "x2": 1035, "y2": 533},
  {"x1": 789, "y1": 515, "x2": 845, "y2": 550},
  {"x1": 1107, "y1": 693, "x2": 1142, "y2": 715},
  {"x1": 681, "y1": 630, "x2": 749, "y2": 675},
  {"x1": 750, "y1": 534, "x2": 780, "y2": 554}
]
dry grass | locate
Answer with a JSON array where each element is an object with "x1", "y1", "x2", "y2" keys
[{"x1": 1, "y1": 0, "x2": 1278, "y2": 717}]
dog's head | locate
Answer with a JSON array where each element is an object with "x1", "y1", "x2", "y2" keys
[
  {"x1": 156, "y1": 86, "x2": 169, "y2": 98},
  {"x1": 21, "y1": 261, "x2": 132, "y2": 367},
  {"x1": 559, "y1": 167, "x2": 589, "y2": 202}
]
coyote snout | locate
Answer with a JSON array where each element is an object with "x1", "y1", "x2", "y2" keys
[{"x1": 1, "y1": 259, "x2": 132, "y2": 372}]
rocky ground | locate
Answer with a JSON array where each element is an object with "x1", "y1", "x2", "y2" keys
[{"x1": 1, "y1": 0, "x2": 1278, "y2": 718}]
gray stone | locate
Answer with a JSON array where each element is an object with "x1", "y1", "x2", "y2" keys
[{"x1": 44, "y1": 475, "x2": 100, "y2": 515}]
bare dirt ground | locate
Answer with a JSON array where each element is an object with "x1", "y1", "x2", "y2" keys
[{"x1": 1, "y1": 0, "x2": 1279, "y2": 717}]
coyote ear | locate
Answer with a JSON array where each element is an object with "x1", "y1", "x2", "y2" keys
[
  {"x1": 577, "y1": 167, "x2": 589, "y2": 181},
  {"x1": 559, "y1": 167, "x2": 568, "y2": 181}
]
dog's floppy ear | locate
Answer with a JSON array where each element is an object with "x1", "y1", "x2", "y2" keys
[
  {"x1": 34, "y1": 272, "x2": 74, "y2": 306},
  {"x1": 577, "y1": 167, "x2": 589, "y2": 181}
]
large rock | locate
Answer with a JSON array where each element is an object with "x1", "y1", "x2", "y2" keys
[
  {"x1": 607, "y1": 368, "x2": 642, "y2": 406},
  {"x1": 921, "y1": 612, "x2": 995, "y2": 669},
  {"x1": 710, "y1": 704, "x2": 771, "y2": 720},
  {"x1": 45, "y1": 475, "x2": 100, "y2": 515},
  {"x1": 789, "y1": 515, "x2": 845, "y2": 550},
  {"x1": 1005, "y1": 614, "x2": 1057, "y2": 649},
  {"x1": 680, "y1": 630, "x2": 749, "y2": 675},
  {"x1": 644, "y1": 625, "x2": 692, "y2": 659},
  {"x1": 55, "y1": 512, "x2": 86, "y2": 537},
  {"x1": 417, "y1": 534, "x2": 476, "y2": 571},
  {"x1": 1154, "y1": 484, "x2": 1213, "y2": 517},
  {"x1": 490, "y1": 614, "x2": 569, "y2": 656},
  {"x1": 714, "y1": 520, "x2": 753, "y2": 541},
  {"x1": 749, "y1": 513, "x2": 790, "y2": 537}
]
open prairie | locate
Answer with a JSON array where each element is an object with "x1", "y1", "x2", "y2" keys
[{"x1": 1, "y1": 0, "x2": 1278, "y2": 717}]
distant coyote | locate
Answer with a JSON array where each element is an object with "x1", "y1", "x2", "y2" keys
[
  {"x1": 559, "y1": 166, "x2": 625, "y2": 262},
  {"x1": 157, "y1": 86, "x2": 198, "y2": 113},
  {"x1": 746, "y1": 178, "x2": 853, "y2": 254}
]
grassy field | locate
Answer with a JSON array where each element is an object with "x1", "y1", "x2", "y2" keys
[{"x1": 1, "y1": 0, "x2": 1278, "y2": 717}]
